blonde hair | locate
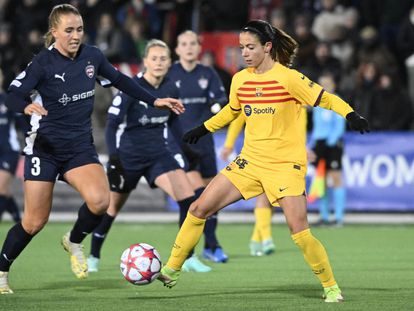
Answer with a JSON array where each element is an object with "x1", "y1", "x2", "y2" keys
[
  {"x1": 44, "y1": 4, "x2": 81, "y2": 47},
  {"x1": 143, "y1": 39, "x2": 171, "y2": 58}
]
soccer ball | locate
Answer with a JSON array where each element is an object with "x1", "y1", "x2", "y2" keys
[{"x1": 120, "y1": 243, "x2": 162, "y2": 285}]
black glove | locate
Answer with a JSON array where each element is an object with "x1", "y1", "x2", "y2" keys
[
  {"x1": 181, "y1": 143, "x2": 201, "y2": 171},
  {"x1": 182, "y1": 124, "x2": 210, "y2": 144},
  {"x1": 346, "y1": 111, "x2": 370, "y2": 134},
  {"x1": 107, "y1": 154, "x2": 125, "y2": 191}
]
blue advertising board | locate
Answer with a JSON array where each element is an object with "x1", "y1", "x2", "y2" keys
[{"x1": 168, "y1": 131, "x2": 414, "y2": 212}]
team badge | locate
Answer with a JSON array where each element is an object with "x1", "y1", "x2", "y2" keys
[
  {"x1": 85, "y1": 65, "x2": 95, "y2": 78},
  {"x1": 255, "y1": 87, "x2": 263, "y2": 97},
  {"x1": 244, "y1": 105, "x2": 252, "y2": 116},
  {"x1": 198, "y1": 76, "x2": 208, "y2": 89}
]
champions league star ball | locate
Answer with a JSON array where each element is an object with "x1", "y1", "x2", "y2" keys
[{"x1": 120, "y1": 243, "x2": 162, "y2": 285}]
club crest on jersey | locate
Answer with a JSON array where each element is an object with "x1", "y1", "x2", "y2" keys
[
  {"x1": 198, "y1": 77, "x2": 208, "y2": 89},
  {"x1": 255, "y1": 88, "x2": 263, "y2": 97},
  {"x1": 85, "y1": 65, "x2": 95, "y2": 78}
]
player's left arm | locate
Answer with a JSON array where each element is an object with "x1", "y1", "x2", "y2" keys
[
  {"x1": 96, "y1": 49, "x2": 184, "y2": 114},
  {"x1": 287, "y1": 69, "x2": 369, "y2": 134}
]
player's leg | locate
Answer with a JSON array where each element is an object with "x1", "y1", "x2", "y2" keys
[
  {"x1": 0, "y1": 152, "x2": 21, "y2": 223},
  {"x1": 329, "y1": 170, "x2": 345, "y2": 226},
  {"x1": 279, "y1": 195, "x2": 343, "y2": 302},
  {"x1": 63, "y1": 163, "x2": 109, "y2": 279},
  {"x1": 250, "y1": 193, "x2": 274, "y2": 256},
  {"x1": 88, "y1": 191, "x2": 130, "y2": 272},
  {"x1": 155, "y1": 170, "x2": 211, "y2": 272},
  {"x1": 0, "y1": 170, "x2": 12, "y2": 222},
  {"x1": 0, "y1": 180, "x2": 54, "y2": 294},
  {"x1": 159, "y1": 173, "x2": 243, "y2": 287}
]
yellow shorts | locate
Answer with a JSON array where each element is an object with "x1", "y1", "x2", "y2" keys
[{"x1": 221, "y1": 155, "x2": 306, "y2": 206}]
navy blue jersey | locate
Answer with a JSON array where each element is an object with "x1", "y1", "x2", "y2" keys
[
  {"x1": 167, "y1": 62, "x2": 228, "y2": 145},
  {"x1": 0, "y1": 93, "x2": 21, "y2": 153},
  {"x1": 7, "y1": 44, "x2": 156, "y2": 156},
  {"x1": 107, "y1": 73, "x2": 179, "y2": 163}
]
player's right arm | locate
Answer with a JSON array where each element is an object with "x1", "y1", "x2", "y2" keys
[
  {"x1": 183, "y1": 74, "x2": 242, "y2": 144},
  {"x1": 5, "y1": 58, "x2": 48, "y2": 116}
]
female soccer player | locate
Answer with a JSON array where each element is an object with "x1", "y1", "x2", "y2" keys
[
  {"x1": 220, "y1": 115, "x2": 276, "y2": 257},
  {"x1": 86, "y1": 39, "x2": 210, "y2": 273},
  {"x1": 158, "y1": 20, "x2": 369, "y2": 303},
  {"x1": 167, "y1": 30, "x2": 229, "y2": 262},
  {"x1": 0, "y1": 68, "x2": 23, "y2": 225},
  {"x1": 0, "y1": 4, "x2": 183, "y2": 294}
]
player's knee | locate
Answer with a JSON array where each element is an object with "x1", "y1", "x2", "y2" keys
[
  {"x1": 189, "y1": 200, "x2": 209, "y2": 219},
  {"x1": 85, "y1": 194, "x2": 110, "y2": 215},
  {"x1": 22, "y1": 217, "x2": 48, "y2": 235}
]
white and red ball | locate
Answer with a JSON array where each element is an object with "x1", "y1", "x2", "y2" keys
[{"x1": 120, "y1": 243, "x2": 162, "y2": 285}]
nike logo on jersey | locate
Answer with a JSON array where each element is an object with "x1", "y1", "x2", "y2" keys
[
  {"x1": 279, "y1": 187, "x2": 289, "y2": 192},
  {"x1": 54, "y1": 73, "x2": 66, "y2": 82}
]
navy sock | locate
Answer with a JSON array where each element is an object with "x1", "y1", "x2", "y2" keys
[
  {"x1": 194, "y1": 187, "x2": 220, "y2": 250},
  {"x1": 5, "y1": 197, "x2": 21, "y2": 223},
  {"x1": 70, "y1": 203, "x2": 104, "y2": 243},
  {"x1": 0, "y1": 223, "x2": 34, "y2": 271},
  {"x1": 177, "y1": 196, "x2": 195, "y2": 227},
  {"x1": 0, "y1": 195, "x2": 7, "y2": 222},
  {"x1": 90, "y1": 213, "x2": 115, "y2": 258}
]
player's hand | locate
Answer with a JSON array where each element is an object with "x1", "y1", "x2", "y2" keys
[
  {"x1": 107, "y1": 154, "x2": 125, "y2": 191},
  {"x1": 154, "y1": 98, "x2": 185, "y2": 115},
  {"x1": 346, "y1": 111, "x2": 370, "y2": 134},
  {"x1": 220, "y1": 147, "x2": 233, "y2": 161},
  {"x1": 24, "y1": 102, "x2": 48, "y2": 116},
  {"x1": 183, "y1": 124, "x2": 210, "y2": 144}
]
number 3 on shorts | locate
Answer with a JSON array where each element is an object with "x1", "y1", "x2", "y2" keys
[{"x1": 31, "y1": 157, "x2": 41, "y2": 176}]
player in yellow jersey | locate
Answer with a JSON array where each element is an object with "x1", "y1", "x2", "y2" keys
[
  {"x1": 158, "y1": 20, "x2": 369, "y2": 303},
  {"x1": 221, "y1": 115, "x2": 275, "y2": 256}
]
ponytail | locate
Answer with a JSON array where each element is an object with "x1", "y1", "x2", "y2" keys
[{"x1": 241, "y1": 20, "x2": 298, "y2": 67}]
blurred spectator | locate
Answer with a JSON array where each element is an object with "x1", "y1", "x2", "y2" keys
[
  {"x1": 356, "y1": 26, "x2": 397, "y2": 69},
  {"x1": 94, "y1": 12, "x2": 125, "y2": 63},
  {"x1": 397, "y1": 5, "x2": 414, "y2": 108},
  {"x1": 303, "y1": 41, "x2": 342, "y2": 83},
  {"x1": 249, "y1": 0, "x2": 282, "y2": 21},
  {"x1": 200, "y1": 50, "x2": 232, "y2": 95},
  {"x1": 0, "y1": 23, "x2": 20, "y2": 88},
  {"x1": 370, "y1": 70, "x2": 413, "y2": 130},
  {"x1": 200, "y1": 0, "x2": 249, "y2": 31},
  {"x1": 292, "y1": 13, "x2": 318, "y2": 69},
  {"x1": 350, "y1": 61, "x2": 378, "y2": 122},
  {"x1": 269, "y1": 8, "x2": 291, "y2": 33},
  {"x1": 311, "y1": 0, "x2": 347, "y2": 42},
  {"x1": 121, "y1": 17, "x2": 148, "y2": 65},
  {"x1": 330, "y1": 8, "x2": 359, "y2": 71}
]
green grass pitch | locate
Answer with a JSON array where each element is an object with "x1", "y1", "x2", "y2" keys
[{"x1": 0, "y1": 222, "x2": 413, "y2": 310}]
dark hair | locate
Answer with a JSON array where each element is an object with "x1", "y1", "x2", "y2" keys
[
  {"x1": 44, "y1": 4, "x2": 81, "y2": 47},
  {"x1": 241, "y1": 20, "x2": 298, "y2": 67}
]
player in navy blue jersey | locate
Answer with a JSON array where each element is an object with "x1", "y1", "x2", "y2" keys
[
  {"x1": 167, "y1": 30, "x2": 229, "y2": 263},
  {"x1": 0, "y1": 4, "x2": 184, "y2": 294},
  {"x1": 86, "y1": 39, "x2": 211, "y2": 273},
  {"x1": 0, "y1": 68, "x2": 23, "y2": 225}
]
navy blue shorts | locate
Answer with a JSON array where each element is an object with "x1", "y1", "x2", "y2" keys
[
  {"x1": 167, "y1": 137, "x2": 189, "y2": 171},
  {"x1": 117, "y1": 150, "x2": 181, "y2": 193},
  {"x1": 313, "y1": 139, "x2": 343, "y2": 170},
  {"x1": 24, "y1": 147, "x2": 101, "y2": 182},
  {"x1": 0, "y1": 149, "x2": 19, "y2": 175}
]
